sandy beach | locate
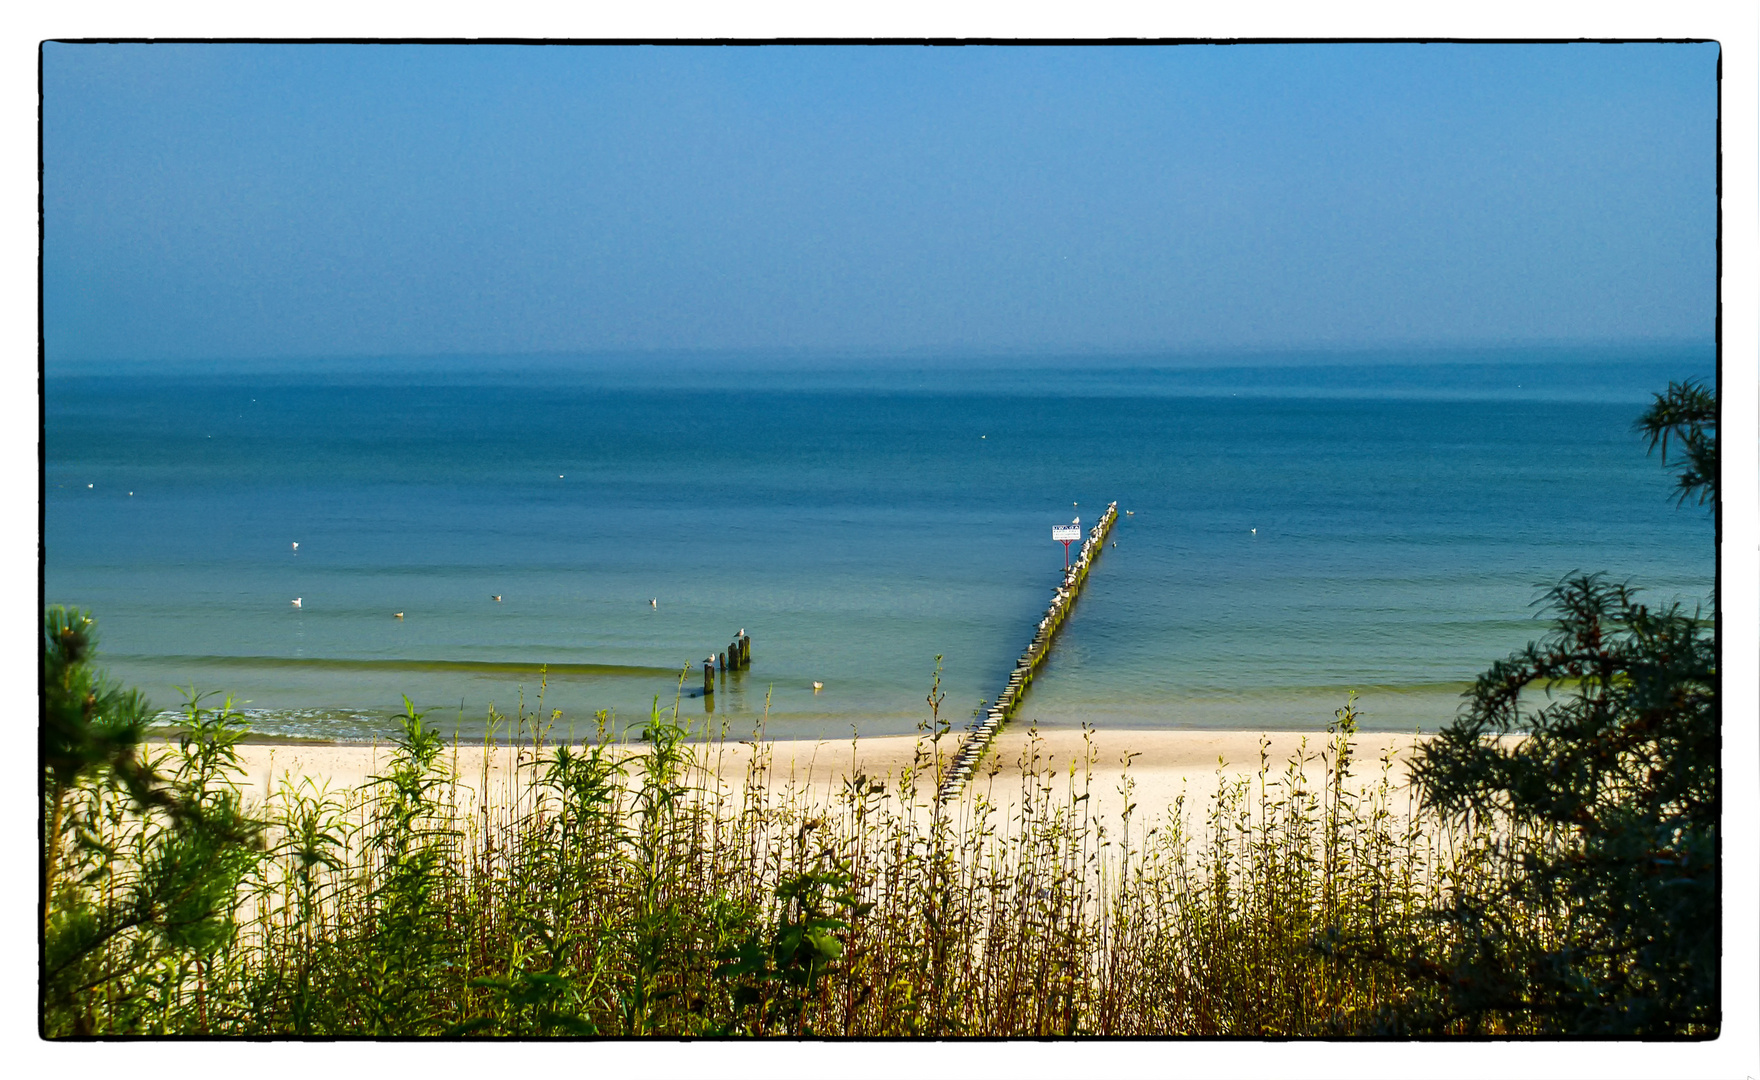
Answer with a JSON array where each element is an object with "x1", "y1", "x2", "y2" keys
[{"x1": 220, "y1": 726, "x2": 1436, "y2": 829}]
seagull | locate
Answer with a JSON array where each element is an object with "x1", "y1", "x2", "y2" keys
[
  {"x1": 1125, "y1": 510, "x2": 1133, "y2": 516},
  {"x1": 559, "y1": 474, "x2": 564, "y2": 479},
  {"x1": 128, "y1": 492, "x2": 134, "y2": 496},
  {"x1": 492, "y1": 595, "x2": 502, "y2": 602},
  {"x1": 291, "y1": 598, "x2": 302, "y2": 608},
  {"x1": 87, "y1": 483, "x2": 93, "y2": 489},
  {"x1": 1251, "y1": 528, "x2": 1257, "y2": 535},
  {"x1": 650, "y1": 598, "x2": 658, "y2": 608},
  {"x1": 739, "y1": 627, "x2": 745, "y2": 637},
  {"x1": 292, "y1": 542, "x2": 299, "y2": 550},
  {"x1": 812, "y1": 681, "x2": 824, "y2": 692},
  {"x1": 394, "y1": 612, "x2": 404, "y2": 619}
]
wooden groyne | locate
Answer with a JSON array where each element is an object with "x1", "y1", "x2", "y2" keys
[
  {"x1": 938, "y1": 501, "x2": 1119, "y2": 801},
  {"x1": 703, "y1": 630, "x2": 752, "y2": 697}
]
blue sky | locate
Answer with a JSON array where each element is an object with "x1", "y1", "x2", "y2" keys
[{"x1": 42, "y1": 42, "x2": 1717, "y2": 364}]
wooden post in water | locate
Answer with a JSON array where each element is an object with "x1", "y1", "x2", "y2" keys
[{"x1": 703, "y1": 658, "x2": 715, "y2": 696}]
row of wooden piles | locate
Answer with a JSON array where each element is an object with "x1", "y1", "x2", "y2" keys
[
  {"x1": 703, "y1": 631, "x2": 752, "y2": 695},
  {"x1": 937, "y1": 500, "x2": 1119, "y2": 801}
]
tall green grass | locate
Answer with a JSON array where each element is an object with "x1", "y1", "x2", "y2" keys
[{"x1": 43, "y1": 682, "x2": 1562, "y2": 1037}]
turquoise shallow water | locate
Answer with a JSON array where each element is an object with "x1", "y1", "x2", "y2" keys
[{"x1": 44, "y1": 349, "x2": 1715, "y2": 740}]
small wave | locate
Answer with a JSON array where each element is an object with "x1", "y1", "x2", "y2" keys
[
  {"x1": 148, "y1": 706, "x2": 395, "y2": 742},
  {"x1": 113, "y1": 654, "x2": 683, "y2": 678},
  {"x1": 148, "y1": 705, "x2": 660, "y2": 745}
]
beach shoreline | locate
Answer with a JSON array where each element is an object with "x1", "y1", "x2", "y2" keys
[{"x1": 197, "y1": 726, "x2": 1446, "y2": 828}]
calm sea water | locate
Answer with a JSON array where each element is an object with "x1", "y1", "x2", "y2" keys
[{"x1": 44, "y1": 349, "x2": 1716, "y2": 740}]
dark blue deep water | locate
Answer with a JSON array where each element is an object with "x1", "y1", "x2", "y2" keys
[{"x1": 44, "y1": 350, "x2": 1716, "y2": 739}]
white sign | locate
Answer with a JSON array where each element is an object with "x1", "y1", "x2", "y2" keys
[{"x1": 1052, "y1": 525, "x2": 1081, "y2": 542}]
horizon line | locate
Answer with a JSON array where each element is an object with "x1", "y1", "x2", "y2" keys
[{"x1": 46, "y1": 335, "x2": 1715, "y2": 373}]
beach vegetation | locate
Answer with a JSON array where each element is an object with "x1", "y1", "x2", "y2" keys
[
  {"x1": 38, "y1": 644, "x2": 1541, "y2": 1037},
  {"x1": 41, "y1": 616, "x2": 265, "y2": 1037}
]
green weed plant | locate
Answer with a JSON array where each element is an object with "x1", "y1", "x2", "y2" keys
[{"x1": 43, "y1": 664, "x2": 1558, "y2": 1037}]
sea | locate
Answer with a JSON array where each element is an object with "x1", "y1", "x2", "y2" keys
[{"x1": 43, "y1": 346, "x2": 1717, "y2": 742}]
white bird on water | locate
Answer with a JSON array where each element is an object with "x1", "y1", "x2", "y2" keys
[
  {"x1": 292, "y1": 542, "x2": 299, "y2": 550},
  {"x1": 650, "y1": 598, "x2": 658, "y2": 609},
  {"x1": 492, "y1": 595, "x2": 502, "y2": 602},
  {"x1": 291, "y1": 598, "x2": 302, "y2": 608},
  {"x1": 812, "y1": 682, "x2": 824, "y2": 693},
  {"x1": 1251, "y1": 528, "x2": 1257, "y2": 535},
  {"x1": 394, "y1": 612, "x2": 404, "y2": 619}
]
